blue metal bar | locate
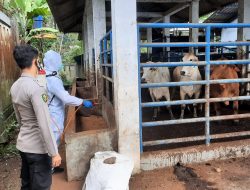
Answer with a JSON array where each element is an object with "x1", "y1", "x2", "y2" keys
[
  {"x1": 100, "y1": 41, "x2": 103, "y2": 65},
  {"x1": 140, "y1": 42, "x2": 206, "y2": 48},
  {"x1": 210, "y1": 60, "x2": 250, "y2": 65},
  {"x1": 100, "y1": 29, "x2": 112, "y2": 41},
  {"x1": 139, "y1": 42, "x2": 250, "y2": 48},
  {"x1": 110, "y1": 31, "x2": 113, "y2": 65},
  {"x1": 141, "y1": 78, "x2": 250, "y2": 88},
  {"x1": 205, "y1": 26, "x2": 211, "y2": 145},
  {"x1": 142, "y1": 113, "x2": 250, "y2": 127},
  {"x1": 143, "y1": 131, "x2": 250, "y2": 146},
  {"x1": 137, "y1": 23, "x2": 250, "y2": 150},
  {"x1": 143, "y1": 118, "x2": 207, "y2": 127},
  {"x1": 138, "y1": 23, "x2": 250, "y2": 29},
  {"x1": 104, "y1": 38, "x2": 108, "y2": 65},
  {"x1": 141, "y1": 96, "x2": 250, "y2": 107},
  {"x1": 100, "y1": 50, "x2": 112, "y2": 54},
  {"x1": 138, "y1": 26, "x2": 143, "y2": 153},
  {"x1": 140, "y1": 60, "x2": 250, "y2": 68},
  {"x1": 142, "y1": 99, "x2": 205, "y2": 107},
  {"x1": 141, "y1": 62, "x2": 204, "y2": 67},
  {"x1": 100, "y1": 64, "x2": 113, "y2": 67},
  {"x1": 102, "y1": 75, "x2": 113, "y2": 82}
]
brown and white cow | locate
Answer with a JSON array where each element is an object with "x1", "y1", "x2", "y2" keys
[
  {"x1": 210, "y1": 58, "x2": 240, "y2": 123},
  {"x1": 173, "y1": 53, "x2": 202, "y2": 119}
]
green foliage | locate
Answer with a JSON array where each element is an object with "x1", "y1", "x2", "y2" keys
[
  {"x1": 63, "y1": 45, "x2": 82, "y2": 65},
  {"x1": 29, "y1": 27, "x2": 58, "y2": 34},
  {"x1": 0, "y1": 117, "x2": 19, "y2": 158},
  {"x1": 60, "y1": 34, "x2": 83, "y2": 65},
  {"x1": 0, "y1": 144, "x2": 19, "y2": 158},
  {"x1": 28, "y1": 27, "x2": 59, "y2": 55},
  {"x1": 0, "y1": 117, "x2": 18, "y2": 142},
  {"x1": 3, "y1": 0, "x2": 51, "y2": 40},
  {"x1": 59, "y1": 70, "x2": 73, "y2": 86}
]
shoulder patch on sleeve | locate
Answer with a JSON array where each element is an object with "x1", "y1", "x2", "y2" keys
[{"x1": 42, "y1": 94, "x2": 48, "y2": 103}]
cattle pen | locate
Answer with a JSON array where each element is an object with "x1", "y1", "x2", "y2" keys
[{"x1": 46, "y1": 0, "x2": 250, "y2": 180}]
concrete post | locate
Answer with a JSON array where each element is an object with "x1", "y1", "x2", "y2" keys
[
  {"x1": 163, "y1": 15, "x2": 170, "y2": 61},
  {"x1": 111, "y1": 0, "x2": 140, "y2": 173},
  {"x1": 238, "y1": 0, "x2": 250, "y2": 41},
  {"x1": 92, "y1": 0, "x2": 106, "y2": 102},
  {"x1": 147, "y1": 28, "x2": 152, "y2": 57},
  {"x1": 189, "y1": 0, "x2": 199, "y2": 53},
  {"x1": 237, "y1": 0, "x2": 250, "y2": 96},
  {"x1": 86, "y1": 0, "x2": 95, "y2": 85}
]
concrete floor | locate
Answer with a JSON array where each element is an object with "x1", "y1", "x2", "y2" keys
[
  {"x1": 52, "y1": 173, "x2": 83, "y2": 190},
  {"x1": 2, "y1": 155, "x2": 250, "y2": 190},
  {"x1": 50, "y1": 156, "x2": 250, "y2": 190}
]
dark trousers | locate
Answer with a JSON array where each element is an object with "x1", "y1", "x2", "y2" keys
[{"x1": 19, "y1": 151, "x2": 52, "y2": 190}]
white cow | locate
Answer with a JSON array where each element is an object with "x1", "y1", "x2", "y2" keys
[
  {"x1": 173, "y1": 53, "x2": 202, "y2": 119},
  {"x1": 141, "y1": 63, "x2": 174, "y2": 120}
]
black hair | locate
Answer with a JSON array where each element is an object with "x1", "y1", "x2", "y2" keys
[{"x1": 13, "y1": 45, "x2": 38, "y2": 69}]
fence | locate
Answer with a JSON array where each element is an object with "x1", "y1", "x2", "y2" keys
[
  {"x1": 0, "y1": 13, "x2": 19, "y2": 142},
  {"x1": 100, "y1": 30, "x2": 114, "y2": 104},
  {"x1": 138, "y1": 23, "x2": 250, "y2": 152}
]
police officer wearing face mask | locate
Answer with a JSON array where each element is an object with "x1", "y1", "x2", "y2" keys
[
  {"x1": 10, "y1": 45, "x2": 61, "y2": 190},
  {"x1": 43, "y1": 50, "x2": 93, "y2": 173}
]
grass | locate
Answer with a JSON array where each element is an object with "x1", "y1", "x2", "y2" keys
[
  {"x1": 0, "y1": 143, "x2": 19, "y2": 158},
  {"x1": 0, "y1": 117, "x2": 19, "y2": 159}
]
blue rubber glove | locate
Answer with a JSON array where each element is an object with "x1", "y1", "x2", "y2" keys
[{"x1": 83, "y1": 100, "x2": 93, "y2": 108}]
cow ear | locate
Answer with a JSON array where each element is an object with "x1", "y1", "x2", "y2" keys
[
  {"x1": 220, "y1": 84, "x2": 226, "y2": 89},
  {"x1": 210, "y1": 65, "x2": 214, "y2": 71},
  {"x1": 232, "y1": 65, "x2": 240, "y2": 72},
  {"x1": 182, "y1": 53, "x2": 188, "y2": 61},
  {"x1": 150, "y1": 68, "x2": 157, "y2": 71}
]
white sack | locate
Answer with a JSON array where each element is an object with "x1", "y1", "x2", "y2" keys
[{"x1": 83, "y1": 151, "x2": 134, "y2": 190}]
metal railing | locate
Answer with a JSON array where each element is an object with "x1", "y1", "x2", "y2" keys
[
  {"x1": 100, "y1": 30, "x2": 114, "y2": 103},
  {"x1": 138, "y1": 23, "x2": 250, "y2": 152}
]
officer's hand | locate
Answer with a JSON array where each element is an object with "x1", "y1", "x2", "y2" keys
[
  {"x1": 83, "y1": 100, "x2": 93, "y2": 108},
  {"x1": 52, "y1": 154, "x2": 62, "y2": 167}
]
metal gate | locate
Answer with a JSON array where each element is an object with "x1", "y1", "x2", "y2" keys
[
  {"x1": 138, "y1": 23, "x2": 250, "y2": 152},
  {"x1": 100, "y1": 30, "x2": 114, "y2": 104}
]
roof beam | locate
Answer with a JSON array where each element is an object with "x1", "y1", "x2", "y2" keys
[
  {"x1": 106, "y1": 11, "x2": 163, "y2": 18},
  {"x1": 149, "y1": 3, "x2": 190, "y2": 22}
]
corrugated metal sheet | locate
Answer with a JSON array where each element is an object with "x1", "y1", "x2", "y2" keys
[
  {"x1": 47, "y1": 0, "x2": 237, "y2": 33},
  {"x1": 204, "y1": 2, "x2": 238, "y2": 23}
]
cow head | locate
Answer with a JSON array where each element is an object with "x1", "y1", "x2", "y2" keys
[
  {"x1": 210, "y1": 61, "x2": 240, "y2": 106},
  {"x1": 210, "y1": 57, "x2": 240, "y2": 73},
  {"x1": 141, "y1": 66, "x2": 159, "y2": 83},
  {"x1": 180, "y1": 53, "x2": 199, "y2": 77}
]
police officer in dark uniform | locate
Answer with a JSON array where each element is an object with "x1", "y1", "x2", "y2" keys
[{"x1": 10, "y1": 45, "x2": 61, "y2": 190}]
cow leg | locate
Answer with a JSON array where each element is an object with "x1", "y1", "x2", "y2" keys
[
  {"x1": 233, "y1": 101, "x2": 239, "y2": 124},
  {"x1": 180, "y1": 91, "x2": 186, "y2": 119},
  {"x1": 214, "y1": 102, "x2": 221, "y2": 116},
  {"x1": 149, "y1": 89, "x2": 158, "y2": 121},
  {"x1": 149, "y1": 91, "x2": 158, "y2": 120},
  {"x1": 193, "y1": 91, "x2": 201, "y2": 118},
  {"x1": 213, "y1": 102, "x2": 221, "y2": 124},
  {"x1": 152, "y1": 98, "x2": 158, "y2": 121},
  {"x1": 165, "y1": 93, "x2": 175, "y2": 120},
  {"x1": 152, "y1": 100, "x2": 158, "y2": 121}
]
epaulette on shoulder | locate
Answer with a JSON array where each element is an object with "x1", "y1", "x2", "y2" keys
[{"x1": 34, "y1": 78, "x2": 45, "y2": 87}]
